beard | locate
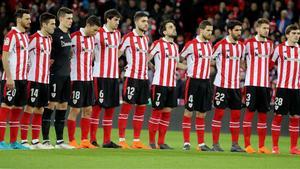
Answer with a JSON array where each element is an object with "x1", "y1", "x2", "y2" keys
[
  {"x1": 137, "y1": 26, "x2": 147, "y2": 32},
  {"x1": 202, "y1": 34, "x2": 211, "y2": 41},
  {"x1": 21, "y1": 22, "x2": 30, "y2": 29},
  {"x1": 232, "y1": 34, "x2": 240, "y2": 41},
  {"x1": 259, "y1": 34, "x2": 268, "y2": 39}
]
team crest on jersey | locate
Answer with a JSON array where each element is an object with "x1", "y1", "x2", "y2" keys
[
  {"x1": 216, "y1": 101, "x2": 220, "y2": 106},
  {"x1": 51, "y1": 93, "x2": 56, "y2": 98},
  {"x1": 31, "y1": 97, "x2": 36, "y2": 103},
  {"x1": 4, "y1": 37, "x2": 10, "y2": 46}
]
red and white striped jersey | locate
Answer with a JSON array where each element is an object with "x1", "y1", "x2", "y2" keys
[
  {"x1": 93, "y1": 25, "x2": 121, "y2": 78},
  {"x1": 212, "y1": 37, "x2": 245, "y2": 89},
  {"x1": 180, "y1": 36, "x2": 212, "y2": 79},
  {"x1": 149, "y1": 38, "x2": 179, "y2": 87},
  {"x1": 70, "y1": 28, "x2": 95, "y2": 81},
  {"x1": 2, "y1": 27, "x2": 29, "y2": 80},
  {"x1": 244, "y1": 36, "x2": 274, "y2": 87},
  {"x1": 272, "y1": 42, "x2": 300, "y2": 89},
  {"x1": 27, "y1": 31, "x2": 52, "y2": 84},
  {"x1": 119, "y1": 29, "x2": 149, "y2": 80}
]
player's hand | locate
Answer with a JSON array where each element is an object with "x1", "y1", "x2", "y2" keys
[
  {"x1": 49, "y1": 59, "x2": 54, "y2": 66},
  {"x1": 6, "y1": 77, "x2": 15, "y2": 90}
]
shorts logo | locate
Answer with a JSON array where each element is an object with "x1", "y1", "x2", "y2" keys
[
  {"x1": 51, "y1": 93, "x2": 56, "y2": 98},
  {"x1": 246, "y1": 101, "x2": 250, "y2": 107},
  {"x1": 99, "y1": 98, "x2": 104, "y2": 103},
  {"x1": 128, "y1": 95, "x2": 132, "y2": 100},
  {"x1": 188, "y1": 103, "x2": 193, "y2": 108},
  {"x1": 73, "y1": 99, "x2": 77, "y2": 104},
  {"x1": 275, "y1": 105, "x2": 279, "y2": 110},
  {"x1": 31, "y1": 97, "x2": 36, "y2": 103},
  {"x1": 7, "y1": 96, "x2": 13, "y2": 102},
  {"x1": 155, "y1": 101, "x2": 160, "y2": 106},
  {"x1": 216, "y1": 101, "x2": 220, "y2": 105}
]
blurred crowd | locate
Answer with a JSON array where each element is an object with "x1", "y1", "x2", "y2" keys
[{"x1": 0, "y1": 0, "x2": 299, "y2": 103}]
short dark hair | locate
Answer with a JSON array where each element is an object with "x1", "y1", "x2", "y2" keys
[
  {"x1": 159, "y1": 19, "x2": 176, "y2": 36},
  {"x1": 39, "y1": 12, "x2": 56, "y2": 27},
  {"x1": 198, "y1": 20, "x2": 213, "y2": 30},
  {"x1": 134, "y1": 11, "x2": 149, "y2": 21},
  {"x1": 285, "y1": 24, "x2": 299, "y2": 35},
  {"x1": 255, "y1": 18, "x2": 270, "y2": 28},
  {"x1": 15, "y1": 8, "x2": 30, "y2": 19},
  {"x1": 104, "y1": 9, "x2": 121, "y2": 22},
  {"x1": 226, "y1": 20, "x2": 242, "y2": 31},
  {"x1": 86, "y1": 15, "x2": 101, "y2": 27},
  {"x1": 57, "y1": 7, "x2": 73, "y2": 18}
]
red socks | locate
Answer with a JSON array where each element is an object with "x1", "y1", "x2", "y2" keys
[
  {"x1": 67, "y1": 119, "x2": 76, "y2": 142},
  {"x1": 230, "y1": 110, "x2": 241, "y2": 144},
  {"x1": 81, "y1": 118, "x2": 90, "y2": 140},
  {"x1": 102, "y1": 108, "x2": 114, "y2": 144},
  {"x1": 257, "y1": 113, "x2": 267, "y2": 148},
  {"x1": 182, "y1": 116, "x2": 191, "y2": 143},
  {"x1": 133, "y1": 106, "x2": 146, "y2": 139},
  {"x1": 118, "y1": 103, "x2": 132, "y2": 139},
  {"x1": 158, "y1": 112, "x2": 170, "y2": 145},
  {"x1": 32, "y1": 113, "x2": 42, "y2": 141},
  {"x1": 195, "y1": 117, "x2": 205, "y2": 145},
  {"x1": 212, "y1": 108, "x2": 224, "y2": 144},
  {"x1": 20, "y1": 112, "x2": 31, "y2": 141},
  {"x1": 271, "y1": 114, "x2": 282, "y2": 147},
  {"x1": 243, "y1": 110, "x2": 254, "y2": 147},
  {"x1": 9, "y1": 108, "x2": 22, "y2": 143},
  {"x1": 0, "y1": 107, "x2": 10, "y2": 142},
  {"x1": 289, "y1": 117, "x2": 299, "y2": 149},
  {"x1": 148, "y1": 109, "x2": 161, "y2": 144},
  {"x1": 90, "y1": 105, "x2": 101, "y2": 142}
]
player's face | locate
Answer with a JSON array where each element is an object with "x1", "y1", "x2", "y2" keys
[
  {"x1": 229, "y1": 25, "x2": 242, "y2": 41},
  {"x1": 256, "y1": 23, "x2": 270, "y2": 38},
  {"x1": 44, "y1": 19, "x2": 56, "y2": 35},
  {"x1": 60, "y1": 14, "x2": 73, "y2": 29},
  {"x1": 135, "y1": 16, "x2": 149, "y2": 32},
  {"x1": 86, "y1": 24, "x2": 100, "y2": 36},
  {"x1": 287, "y1": 29, "x2": 300, "y2": 43},
  {"x1": 20, "y1": 14, "x2": 31, "y2": 29},
  {"x1": 164, "y1": 22, "x2": 177, "y2": 38},
  {"x1": 107, "y1": 17, "x2": 120, "y2": 30},
  {"x1": 201, "y1": 25, "x2": 213, "y2": 40}
]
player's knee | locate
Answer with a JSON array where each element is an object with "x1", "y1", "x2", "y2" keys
[
  {"x1": 196, "y1": 112, "x2": 206, "y2": 118},
  {"x1": 34, "y1": 107, "x2": 44, "y2": 114},
  {"x1": 47, "y1": 102, "x2": 57, "y2": 110},
  {"x1": 68, "y1": 108, "x2": 80, "y2": 120},
  {"x1": 184, "y1": 110, "x2": 193, "y2": 117},
  {"x1": 162, "y1": 107, "x2": 172, "y2": 113},
  {"x1": 82, "y1": 107, "x2": 92, "y2": 118},
  {"x1": 57, "y1": 102, "x2": 68, "y2": 110},
  {"x1": 24, "y1": 105, "x2": 33, "y2": 114}
]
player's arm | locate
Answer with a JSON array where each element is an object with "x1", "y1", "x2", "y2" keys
[
  {"x1": 118, "y1": 35, "x2": 128, "y2": 58},
  {"x1": 269, "y1": 46, "x2": 279, "y2": 70},
  {"x1": 147, "y1": 41, "x2": 160, "y2": 70},
  {"x1": 2, "y1": 33, "x2": 16, "y2": 89},
  {"x1": 70, "y1": 33, "x2": 77, "y2": 58},
  {"x1": 240, "y1": 43, "x2": 247, "y2": 70},
  {"x1": 27, "y1": 35, "x2": 37, "y2": 70},
  {"x1": 177, "y1": 61, "x2": 187, "y2": 70},
  {"x1": 210, "y1": 43, "x2": 221, "y2": 75}
]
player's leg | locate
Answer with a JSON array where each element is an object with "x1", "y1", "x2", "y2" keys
[
  {"x1": 9, "y1": 80, "x2": 29, "y2": 149},
  {"x1": 90, "y1": 78, "x2": 102, "y2": 146},
  {"x1": 256, "y1": 87, "x2": 272, "y2": 154},
  {"x1": 148, "y1": 85, "x2": 164, "y2": 149},
  {"x1": 211, "y1": 87, "x2": 227, "y2": 151},
  {"x1": 182, "y1": 78, "x2": 193, "y2": 150},
  {"x1": 271, "y1": 88, "x2": 287, "y2": 154},
  {"x1": 20, "y1": 105, "x2": 33, "y2": 148},
  {"x1": 67, "y1": 106, "x2": 80, "y2": 148},
  {"x1": 31, "y1": 107, "x2": 49, "y2": 149},
  {"x1": 228, "y1": 89, "x2": 244, "y2": 152},
  {"x1": 288, "y1": 90, "x2": 300, "y2": 155},
  {"x1": 243, "y1": 86, "x2": 256, "y2": 153},
  {"x1": 131, "y1": 79, "x2": 149, "y2": 149},
  {"x1": 79, "y1": 106, "x2": 96, "y2": 149},
  {"x1": 118, "y1": 77, "x2": 133, "y2": 148},
  {"x1": 101, "y1": 78, "x2": 121, "y2": 148}
]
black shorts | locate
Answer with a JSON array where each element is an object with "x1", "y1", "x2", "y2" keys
[
  {"x1": 213, "y1": 87, "x2": 241, "y2": 110},
  {"x1": 122, "y1": 77, "x2": 150, "y2": 105},
  {"x1": 274, "y1": 88, "x2": 300, "y2": 116},
  {"x1": 151, "y1": 85, "x2": 177, "y2": 109},
  {"x1": 93, "y1": 77, "x2": 120, "y2": 108},
  {"x1": 69, "y1": 81, "x2": 95, "y2": 108},
  {"x1": 27, "y1": 82, "x2": 49, "y2": 108},
  {"x1": 1, "y1": 80, "x2": 27, "y2": 107},
  {"x1": 49, "y1": 75, "x2": 71, "y2": 103},
  {"x1": 245, "y1": 86, "x2": 271, "y2": 112},
  {"x1": 184, "y1": 78, "x2": 212, "y2": 112}
]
